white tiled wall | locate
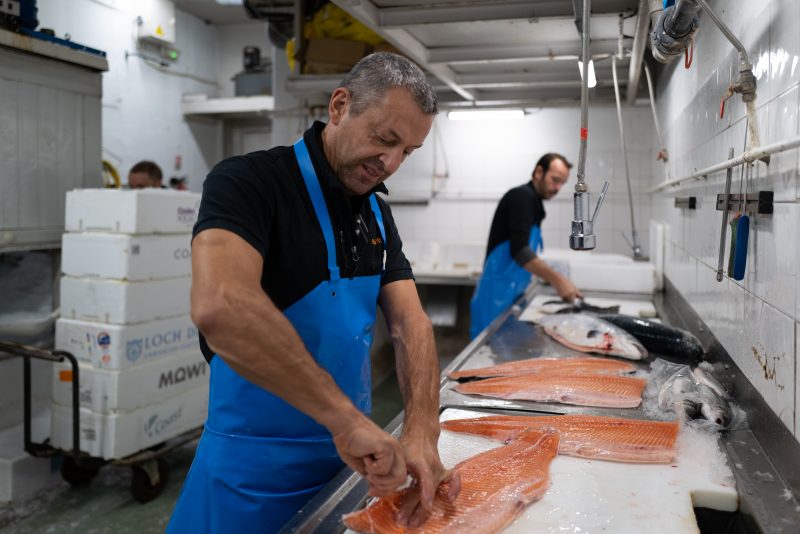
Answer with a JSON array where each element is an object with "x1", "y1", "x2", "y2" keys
[
  {"x1": 388, "y1": 106, "x2": 656, "y2": 259},
  {"x1": 652, "y1": 0, "x2": 799, "y2": 440}
]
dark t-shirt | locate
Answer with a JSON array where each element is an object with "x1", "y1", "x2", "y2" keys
[
  {"x1": 192, "y1": 121, "x2": 413, "y2": 361},
  {"x1": 485, "y1": 182, "x2": 546, "y2": 266}
]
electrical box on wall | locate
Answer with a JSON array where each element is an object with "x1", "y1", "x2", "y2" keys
[{"x1": 137, "y1": 0, "x2": 176, "y2": 45}]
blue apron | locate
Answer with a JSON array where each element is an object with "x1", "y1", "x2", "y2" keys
[
  {"x1": 167, "y1": 138, "x2": 387, "y2": 533},
  {"x1": 469, "y1": 227, "x2": 542, "y2": 339}
]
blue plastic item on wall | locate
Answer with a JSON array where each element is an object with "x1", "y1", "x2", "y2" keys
[{"x1": 732, "y1": 214, "x2": 749, "y2": 280}]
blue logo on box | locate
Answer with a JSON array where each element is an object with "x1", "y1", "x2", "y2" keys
[
  {"x1": 97, "y1": 332, "x2": 111, "y2": 349},
  {"x1": 126, "y1": 339, "x2": 143, "y2": 363}
]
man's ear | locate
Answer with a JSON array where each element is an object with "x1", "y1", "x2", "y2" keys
[
  {"x1": 328, "y1": 88, "x2": 350, "y2": 125},
  {"x1": 532, "y1": 165, "x2": 543, "y2": 181}
]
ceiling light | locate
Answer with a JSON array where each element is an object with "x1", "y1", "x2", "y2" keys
[
  {"x1": 447, "y1": 109, "x2": 524, "y2": 121},
  {"x1": 214, "y1": 0, "x2": 243, "y2": 5},
  {"x1": 578, "y1": 59, "x2": 597, "y2": 88}
]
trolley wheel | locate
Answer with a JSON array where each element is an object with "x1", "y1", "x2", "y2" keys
[
  {"x1": 130, "y1": 457, "x2": 170, "y2": 503},
  {"x1": 60, "y1": 456, "x2": 102, "y2": 486}
]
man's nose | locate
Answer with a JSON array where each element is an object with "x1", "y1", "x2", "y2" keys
[{"x1": 379, "y1": 148, "x2": 404, "y2": 175}]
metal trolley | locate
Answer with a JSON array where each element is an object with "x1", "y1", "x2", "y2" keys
[{"x1": 0, "y1": 340, "x2": 202, "y2": 503}]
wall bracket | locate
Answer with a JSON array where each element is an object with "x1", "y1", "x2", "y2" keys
[{"x1": 715, "y1": 191, "x2": 773, "y2": 214}]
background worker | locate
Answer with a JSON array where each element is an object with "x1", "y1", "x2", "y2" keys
[
  {"x1": 470, "y1": 153, "x2": 583, "y2": 339},
  {"x1": 127, "y1": 160, "x2": 163, "y2": 188}
]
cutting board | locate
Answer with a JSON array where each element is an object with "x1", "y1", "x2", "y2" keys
[
  {"x1": 345, "y1": 408, "x2": 737, "y2": 534},
  {"x1": 519, "y1": 295, "x2": 658, "y2": 323}
]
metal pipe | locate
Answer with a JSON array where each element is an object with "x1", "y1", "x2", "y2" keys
[
  {"x1": 694, "y1": 0, "x2": 749, "y2": 64},
  {"x1": 625, "y1": 0, "x2": 651, "y2": 103},
  {"x1": 651, "y1": 134, "x2": 800, "y2": 191},
  {"x1": 576, "y1": 0, "x2": 591, "y2": 191},
  {"x1": 612, "y1": 55, "x2": 642, "y2": 259},
  {"x1": 716, "y1": 148, "x2": 735, "y2": 282}
]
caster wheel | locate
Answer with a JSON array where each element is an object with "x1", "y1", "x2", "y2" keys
[
  {"x1": 130, "y1": 457, "x2": 170, "y2": 503},
  {"x1": 60, "y1": 456, "x2": 102, "y2": 486}
]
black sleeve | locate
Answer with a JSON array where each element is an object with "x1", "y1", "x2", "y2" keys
[
  {"x1": 504, "y1": 189, "x2": 537, "y2": 262},
  {"x1": 192, "y1": 156, "x2": 274, "y2": 258},
  {"x1": 375, "y1": 197, "x2": 414, "y2": 286}
]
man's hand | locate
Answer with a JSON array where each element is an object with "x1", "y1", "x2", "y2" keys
[
  {"x1": 330, "y1": 413, "x2": 407, "y2": 497},
  {"x1": 553, "y1": 274, "x2": 583, "y2": 303},
  {"x1": 394, "y1": 434, "x2": 461, "y2": 528}
]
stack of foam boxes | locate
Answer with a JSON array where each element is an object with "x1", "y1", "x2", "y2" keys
[{"x1": 51, "y1": 189, "x2": 209, "y2": 460}]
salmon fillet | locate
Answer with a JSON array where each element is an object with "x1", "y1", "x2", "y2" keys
[
  {"x1": 342, "y1": 430, "x2": 559, "y2": 534},
  {"x1": 448, "y1": 356, "x2": 636, "y2": 380},
  {"x1": 453, "y1": 373, "x2": 647, "y2": 408},
  {"x1": 441, "y1": 414, "x2": 679, "y2": 464}
]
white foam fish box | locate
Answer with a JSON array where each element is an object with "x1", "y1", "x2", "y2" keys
[
  {"x1": 60, "y1": 275, "x2": 190, "y2": 324},
  {"x1": 55, "y1": 315, "x2": 200, "y2": 370},
  {"x1": 65, "y1": 189, "x2": 200, "y2": 234},
  {"x1": 428, "y1": 409, "x2": 735, "y2": 534},
  {"x1": 51, "y1": 384, "x2": 208, "y2": 460},
  {"x1": 52, "y1": 350, "x2": 208, "y2": 413},
  {"x1": 62, "y1": 233, "x2": 192, "y2": 281}
]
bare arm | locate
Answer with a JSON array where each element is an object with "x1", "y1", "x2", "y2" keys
[
  {"x1": 380, "y1": 280, "x2": 460, "y2": 527},
  {"x1": 192, "y1": 229, "x2": 405, "y2": 492},
  {"x1": 523, "y1": 256, "x2": 583, "y2": 302}
]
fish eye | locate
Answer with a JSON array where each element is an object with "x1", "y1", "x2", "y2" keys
[{"x1": 586, "y1": 329, "x2": 600, "y2": 338}]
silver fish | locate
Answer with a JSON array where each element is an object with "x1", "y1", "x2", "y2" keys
[
  {"x1": 692, "y1": 363, "x2": 731, "y2": 400},
  {"x1": 538, "y1": 313, "x2": 648, "y2": 360}
]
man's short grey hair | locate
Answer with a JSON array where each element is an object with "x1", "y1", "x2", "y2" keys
[{"x1": 337, "y1": 52, "x2": 438, "y2": 115}]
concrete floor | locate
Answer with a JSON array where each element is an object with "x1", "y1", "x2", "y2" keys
[{"x1": 0, "y1": 323, "x2": 468, "y2": 533}]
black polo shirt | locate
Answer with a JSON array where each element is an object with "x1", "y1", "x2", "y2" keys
[
  {"x1": 485, "y1": 181, "x2": 546, "y2": 266},
  {"x1": 193, "y1": 121, "x2": 413, "y2": 361}
]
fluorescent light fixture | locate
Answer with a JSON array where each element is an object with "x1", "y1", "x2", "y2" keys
[
  {"x1": 578, "y1": 59, "x2": 597, "y2": 88},
  {"x1": 447, "y1": 109, "x2": 524, "y2": 121},
  {"x1": 215, "y1": 0, "x2": 243, "y2": 5}
]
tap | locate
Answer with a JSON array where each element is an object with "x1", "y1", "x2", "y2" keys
[{"x1": 570, "y1": 181, "x2": 609, "y2": 251}]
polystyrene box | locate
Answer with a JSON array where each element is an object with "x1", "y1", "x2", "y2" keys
[
  {"x1": 51, "y1": 385, "x2": 208, "y2": 460},
  {"x1": 55, "y1": 315, "x2": 200, "y2": 370},
  {"x1": 569, "y1": 262, "x2": 657, "y2": 294},
  {"x1": 65, "y1": 189, "x2": 200, "y2": 234},
  {"x1": 62, "y1": 233, "x2": 192, "y2": 281},
  {"x1": 60, "y1": 275, "x2": 190, "y2": 324},
  {"x1": 52, "y1": 350, "x2": 208, "y2": 413}
]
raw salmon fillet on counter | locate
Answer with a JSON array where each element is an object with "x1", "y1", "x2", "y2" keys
[
  {"x1": 343, "y1": 430, "x2": 559, "y2": 534},
  {"x1": 448, "y1": 356, "x2": 637, "y2": 380},
  {"x1": 442, "y1": 414, "x2": 679, "y2": 463},
  {"x1": 453, "y1": 373, "x2": 647, "y2": 408}
]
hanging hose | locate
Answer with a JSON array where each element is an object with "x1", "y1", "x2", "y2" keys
[
  {"x1": 611, "y1": 54, "x2": 642, "y2": 259},
  {"x1": 575, "y1": 0, "x2": 591, "y2": 193},
  {"x1": 643, "y1": 63, "x2": 670, "y2": 179}
]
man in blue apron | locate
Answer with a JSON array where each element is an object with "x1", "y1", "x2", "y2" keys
[
  {"x1": 470, "y1": 153, "x2": 583, "y2": 339},
  {"x1": 167, "y1": 53, "x2": 460, "y2": 533}
]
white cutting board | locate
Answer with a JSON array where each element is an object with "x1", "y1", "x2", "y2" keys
[
  {"x1": 345, "y1": 409, "x2": 737, "y2": 534},
  {"x1": 519, "y1": 295, "x2": 657, "y2": 323}
]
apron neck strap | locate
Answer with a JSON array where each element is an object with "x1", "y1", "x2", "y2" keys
[{"x1": 293, "y1": 138, "x2": 340, "y2": 282}]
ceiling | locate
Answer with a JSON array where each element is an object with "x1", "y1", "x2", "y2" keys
[
  {"x1": 329, "y1": 0, "x2": 647, "y2": 108},
  {"x1": 172, "y1": 0, "x2": 252, "y2": 25}
]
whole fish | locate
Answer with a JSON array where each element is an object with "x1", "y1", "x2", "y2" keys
[
  {"x1": 598, "y1": 314, "x2": 704, "y2": 358},
  {"x1": 692, "y1": 363, "x2": 731, "y2": 400},
  {"x1": 537, "y1": 314, "x2": 647, "y2": 360},
  {"x1": 696, "y1": 383, "x2": 732, "y2": 428},
  {"x1": 541, "y1": 299, "x2": 621, "y2": 315}
]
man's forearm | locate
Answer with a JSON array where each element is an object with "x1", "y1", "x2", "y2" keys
[
  {"x1": 523, "y1": 255, "x2": 561, "y2": 285},
  {"x1": 198, "y1": 286, "x2": 361, "y2": 433}
]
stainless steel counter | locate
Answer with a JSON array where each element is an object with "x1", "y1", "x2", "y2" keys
[{"x1": 281, "y1": 282, "x2": 800, "y2": 534}]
